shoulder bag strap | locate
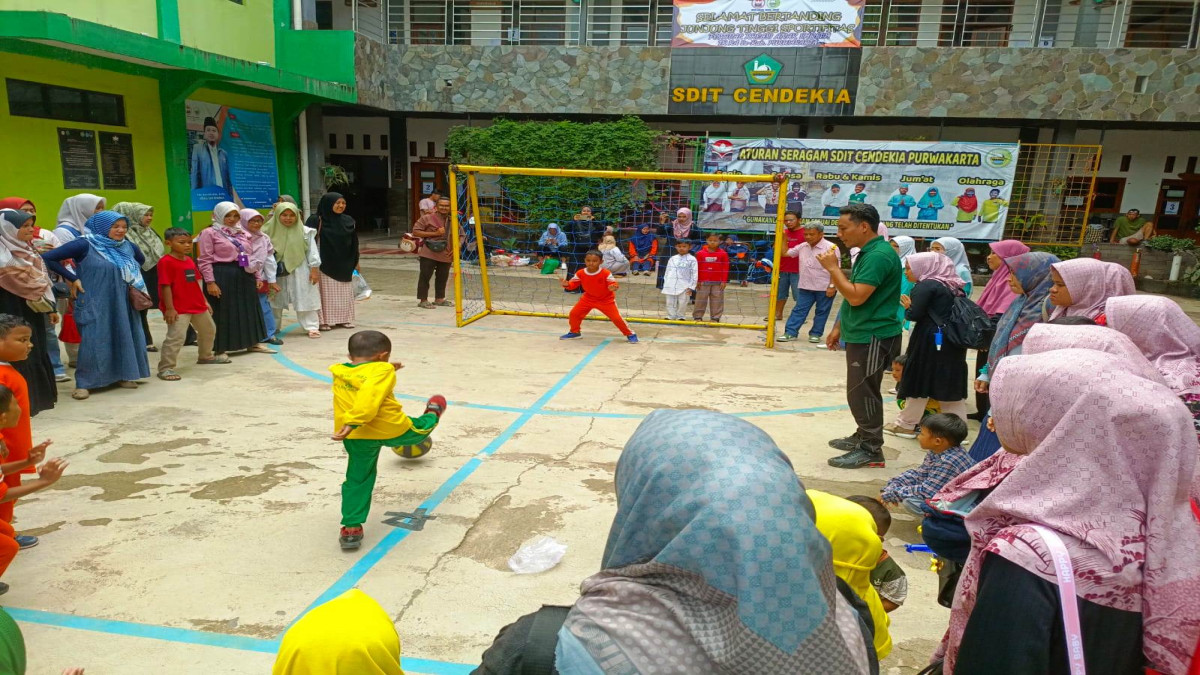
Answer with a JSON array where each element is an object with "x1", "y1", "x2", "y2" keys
[
  {"x1": 1029, "y1": 525, "x2": 1087, "y2": 675},
  {"x1": 520, "y1": 605, "x2": 570, "y2": 675}
]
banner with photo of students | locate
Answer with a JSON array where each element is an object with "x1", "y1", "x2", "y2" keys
[
  {"x1": 185, "y1": 100, "x2": 280, "y2": 211},
  {"x1": 700, "y1": 138, "x2": 1021, "y2": 240}
]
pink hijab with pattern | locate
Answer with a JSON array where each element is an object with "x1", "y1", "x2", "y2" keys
[
  {"x1": 1023, "y1": 323, "x2": 1167, "y2": 385},
  {"x1": 906, "y1": 251, "x2": 965, "y2": 291},
  {"x1": 1107, "y1": 295, "x2": 1200, "y2": 396},
  {"x1": 940, "y1": 348, "x2": 1200, "y2": 674},
  {"x1": 1047, "y1": 258, "x2": 1135, "y2": 321},
  {"x1": 975, "y1": 240, "x2": 1030, "y2": 315}
]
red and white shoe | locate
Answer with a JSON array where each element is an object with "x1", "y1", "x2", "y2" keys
[{"x1": 425, "y1": 395, "x2": 448, "y2": 419}]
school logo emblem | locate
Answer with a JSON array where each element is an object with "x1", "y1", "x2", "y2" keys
[
  {"x1": 986, "y1": 148, "x2": 1014, "y2": 168},
  {"x1": 744, "y1": 54, "x2": 782, "y2": 86},
  {"x1": 711, "y1": 139, "x2": 735, "y2": 159}
]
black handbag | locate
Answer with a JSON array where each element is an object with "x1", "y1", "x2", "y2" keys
[{"x1": 424, "y1": 238, "x2": 448, "y2": 253}]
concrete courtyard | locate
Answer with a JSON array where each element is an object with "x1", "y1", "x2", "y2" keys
[{"x1": 13, "y1": 253, "x2": 1026, "y2": 674}]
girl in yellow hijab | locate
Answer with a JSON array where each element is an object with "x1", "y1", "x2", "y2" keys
[
  {"x1": 808, "y1": 489, "x2": 893, "y2": 660},
  {"x1": 273, "y1": 589, "x2": 404, "y2": 675}
]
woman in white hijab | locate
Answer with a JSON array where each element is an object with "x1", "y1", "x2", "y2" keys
[{"x1": 53, "y1": 194, "x2": 105, "y2": 244}]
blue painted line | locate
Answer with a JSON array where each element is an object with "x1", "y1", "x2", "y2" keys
[
  {"x1": 297, "y1": 339, "x2": 614, "y2": 619},
  {"x1": 271, "y1": 333, "x2": 858, "y2": 420},
  {"x1": 7, "y1": 607, "x2": 280, "y2": 653},
  {"x1": 8, "y1": 607, "x2": 476, "y2": 674}
]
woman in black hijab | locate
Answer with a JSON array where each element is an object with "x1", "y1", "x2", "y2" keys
[{"x1": 309, "y1": 193, "x2": 359, "y2": 331}]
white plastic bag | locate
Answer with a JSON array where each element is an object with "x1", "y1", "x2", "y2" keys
[
  {"x1": 352, "y1": 270, "x2": 372, "y2": 301},
  {"x1": 508, "y1": 536, "x2": 568, "y2": 574}
]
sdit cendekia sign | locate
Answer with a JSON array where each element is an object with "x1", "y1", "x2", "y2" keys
[{"x1": 667, "y1": 51, "x2": 857, "y2": 114}]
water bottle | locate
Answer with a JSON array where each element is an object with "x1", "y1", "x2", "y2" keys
[
  {"x1": 935, "y1": 327, "x2": 943, "y2": 352},
  {"x1": 1092, "y1": 243, "x2": 1101, "y2": 260}
]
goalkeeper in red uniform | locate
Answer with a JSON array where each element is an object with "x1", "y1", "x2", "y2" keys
[{"x1": 560, "y1": 250, "x2": 639, "y2": 344}]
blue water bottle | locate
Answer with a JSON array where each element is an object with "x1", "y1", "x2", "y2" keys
[{"x1": 935, "y1": 327, "x2": 943, "y2": 351}]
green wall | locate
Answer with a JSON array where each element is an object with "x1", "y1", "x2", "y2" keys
[
  {"x1": 0, "y1": 52, "x2": 171, "y2": 234},
  {"x1": 179, "y1": 0, "x2": 275, "y2": 67},
  {"x1": 0, "y1": 0, "x2": 159, "y2": 38}
]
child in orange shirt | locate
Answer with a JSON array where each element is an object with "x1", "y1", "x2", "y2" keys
[
  {"x1": 0, "y1": 382, "x2": 66, "y2": 594},
  {"x1": 0, "y1": 315, "x2": 38, "y2": 548},
  {"x1": 560, "y1": 250, "x2": 638, "y2": 343}
]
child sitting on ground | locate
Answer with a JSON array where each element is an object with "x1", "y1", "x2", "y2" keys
[
  {"x1": 890, "y1": 354, "x2": 940, "y2": 422},
  {"x1": 157, "y1": 228, "x2": 220, "y2": 381},
  {"x1": 330, "y1": 330, "x2": 447, "y2": 551},
  {"x1": 880, "y1": 413, "x2": 974, "y2": 516},
  {"x1": 694, "y1": 233, "x2": 729, "y2": 322},
  {"x1": 560, "y1": 250, "x2": 638, "y2": 344},
  {"x1": 662, "y1": 240, "x2": 697, "y2": 321},
  {"x1": 0, "y1": 383, "x2": 67, "y2": 594},
  {"x1": 847, "y1": 495, "x2": 908, "y2": 613}
]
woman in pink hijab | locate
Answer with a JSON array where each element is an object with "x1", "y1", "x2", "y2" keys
[
  {"x1": 939, "y1": 348, "x2": 1200, "y2": 675},
  {"x1": 969, "y1": 239, "x2": 1030, "y2": 419},
  {"x1": 1046, "y1": 258, "x2": 1135, "y2": 324},
  {"x1": 1107, "y1": 294, "x2": 1200, "y2": 440},
  {"x1": 886, "y1": 252, "x2": 969, "y2": 436}
]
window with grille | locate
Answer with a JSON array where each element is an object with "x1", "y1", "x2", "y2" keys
[{"x1": 1124, "y1": 0, "x2": 1193, "y2": 47}]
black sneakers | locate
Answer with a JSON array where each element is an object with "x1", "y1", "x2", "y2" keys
[
  {"x1": 828, "y1": 445, "x2": 886, "y2": 469},
  {"x1": 827, "y1": 435, "x2": 860, "y2": 453}
]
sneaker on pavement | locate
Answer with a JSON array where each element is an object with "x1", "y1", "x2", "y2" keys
[
  {"x1": 883, "y1": 423, "x2": 918, "y2": 439},
  {"x1": 339, "y1": 526, "x2": 364, "y2": 551},
  {"x1": 627, "y1": 334, "x2": 639, "y2": 344},
  {"x1": 778, "y1": 334, "x2": 798, "y2": 342},
  {"x1": 828, "y1": 446, "x2": 886, "y2": 469},
  {"x1": 559, "y1": 332, "x2": 582, "y2": 340},
  {"x1": 808, "y1": 335, "x2": 821, "y2": 343},
  {"x1": 15, "y1": 535, "x2": 37, "y2": 549},
  {"x1": 827, "y1": 435, "x2": 860, "y2": 453}
]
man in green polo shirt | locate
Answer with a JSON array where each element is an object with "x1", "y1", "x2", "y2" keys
[
  {"x1": 817, "y1": 203, "x2": 903, "y2": 469},
  {"x1": 1109, "y1": 208, "x2": 1154, "y2": 245}
]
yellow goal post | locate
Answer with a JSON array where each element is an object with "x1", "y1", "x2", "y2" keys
[{"x1": 449, "y1": 164, "x2": 793, "y2": 348}]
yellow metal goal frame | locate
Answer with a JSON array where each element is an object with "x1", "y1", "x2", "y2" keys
[{"x1": 450, "y1": 164, "x2": 790, "y2": 348}]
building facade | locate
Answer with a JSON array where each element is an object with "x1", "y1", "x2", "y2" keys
[
  {"x1": 0, "y1": 0, "x2": 357, "y2": 232},
  {"x1": 317, "y1": 0, "x2": 1200, "y2": 239}
]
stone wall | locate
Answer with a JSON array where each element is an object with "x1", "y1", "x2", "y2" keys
[
  {"x1": 355, "y1": 36, "x2": 671, "y2": 115},
  {"x1": 357, "y1": 37, "x2": 1200, "y2": 124},
  {"x1": 856, "y1": 47, "x2": 1200, "y2": 122}
]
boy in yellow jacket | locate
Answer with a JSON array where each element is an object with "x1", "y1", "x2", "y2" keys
[{"x1": 331, "y1": 330, "x2": 446, "y2": 551}]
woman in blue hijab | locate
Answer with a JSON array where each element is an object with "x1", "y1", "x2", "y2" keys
[
  {"x1": 557, "y1": 410, "x2": 875, "y2": 673},
  {"x1": 43, "y1": 210, "x2": 150, "y2": 400},
  {"x1": 916, "y1": 188, "x2": 944, "y2": 221}
]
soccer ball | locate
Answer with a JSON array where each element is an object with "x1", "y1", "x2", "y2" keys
[{"x1": 391, "y1": 437, "x2": 433, "y2": 459}]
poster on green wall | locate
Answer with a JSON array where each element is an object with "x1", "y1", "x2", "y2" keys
[{"x1": 185, "y1": 100, "x2": 279, "y2": 211}]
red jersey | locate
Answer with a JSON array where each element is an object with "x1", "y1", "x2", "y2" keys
[
  {"x1": 0, "y1": 366, "x2": 32, "y2": 475},
  {"x1": 695, "y1": 247, "x2": 730, "y2": 283},
  {"x1": 567, "y1": 268, "x2": 618, "y2": 302},
  {"x1": 158, "y1": 254, "x2": 209, "y2": 314},
  {"x1": 778, "y1": 228, "x2": 806, "y2": 274}
]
